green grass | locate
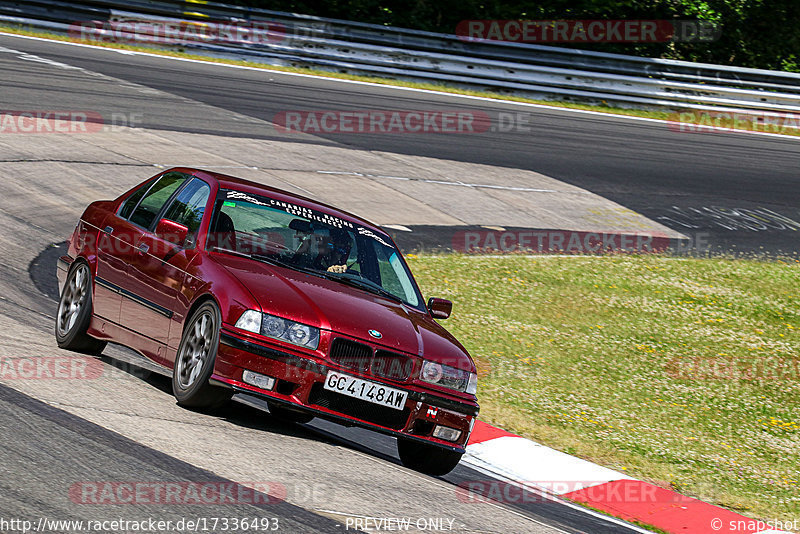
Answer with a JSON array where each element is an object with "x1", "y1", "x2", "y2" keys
[{"x1": 407, "y1": 253, "x2": 800, "y2": 523}]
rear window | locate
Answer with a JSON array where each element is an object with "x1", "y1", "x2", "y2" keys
[{"x1": 118, "y1": 179, "x2": 155, "y2": 220}]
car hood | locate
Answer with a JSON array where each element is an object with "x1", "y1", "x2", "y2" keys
[{"x1": 214, "y1": 254, "x2": 474, "y2": 372}]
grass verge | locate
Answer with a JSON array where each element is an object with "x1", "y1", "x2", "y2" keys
[
  {"x1": 4, "y1": 23, "x2": 798, "y2": 138},
  {"x1": 408, "y1": 253, "x2": 799, "y2": 523}
]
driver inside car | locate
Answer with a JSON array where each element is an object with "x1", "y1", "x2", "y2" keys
[{"x1": 314, "y1": 228, "x2": 353, "y2": 273}]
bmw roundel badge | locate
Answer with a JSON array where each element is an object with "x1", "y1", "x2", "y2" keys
[{"x1": 368, "y1": 329, "x2": 382, "y2": 339}]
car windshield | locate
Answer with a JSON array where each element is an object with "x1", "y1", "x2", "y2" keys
[{"x1": 207, "y1": 189, "x2": 423, "y2": 309}]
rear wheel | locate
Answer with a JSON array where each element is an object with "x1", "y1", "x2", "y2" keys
[
  {"x1": 172, "y1": 302, "x2": 232, "y2": 410},
  {"x1": 55, "y1": 261, "x2": 107, "y2": 355},
  {"x1": 397, "y1": 438, "x2": 463, "y2": 476}
]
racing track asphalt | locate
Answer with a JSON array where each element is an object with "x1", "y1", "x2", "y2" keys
[
  {"x1": 23, "y1": 242, "x2": 648, "y2": 534},
  {"x1": 0, "y1": 40, "x2": 654, "y2": 529},
  {"x1": 0, "y1": 40, "x2": 652, "y2": 530},
  {"x1": 1, "y1": 232, "x2": 587, "y2": 534},
  {"x1": 0, "y1": 31, "x2": 795, "y2": 534},
  {"x1": 0, "y1": 382, "x2": 350, "y2": 533},
  {"x1": 2, "y1": 33, "x2": 800, "y2": 256}
]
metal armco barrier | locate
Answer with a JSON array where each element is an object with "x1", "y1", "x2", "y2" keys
[{"x1": 2, "y1": 0, "x2": 799, "y2": 113}]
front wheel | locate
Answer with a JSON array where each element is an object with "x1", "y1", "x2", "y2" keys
[
  {"x1": 55, "y1": 261, "x2": 107, "y2": 355},
  {"x1": 172, "y1": 302, "x2": 232, "y2": 410},
  {"x1": 397, "y1": 438, "x2": 463, "y2": 476}
]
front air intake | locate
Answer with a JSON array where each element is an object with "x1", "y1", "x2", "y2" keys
[{"x1": 329, "y1": 337, "x2": 372, "y2": 371}]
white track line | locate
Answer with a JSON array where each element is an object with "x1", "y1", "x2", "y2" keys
[
  {"x1": 461, "y1": 458, "x2": 654, "y2": 534},
  {"x1": 2, "y1": 31, "x2": 800, "y2": 142},
  {"x1": 315, "y1": 170, "x2": 561, "y2": 193}
]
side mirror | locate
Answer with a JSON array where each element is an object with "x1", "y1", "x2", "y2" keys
[
  {"x1": 427, "y1": 297, "x2": 452, "y2": 319},
  {"x1": 156, "y1": 218, "x2": 189, "y2": 247}
]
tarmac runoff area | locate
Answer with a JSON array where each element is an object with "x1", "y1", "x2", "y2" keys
[
  {"x1": 2, "y1": 120, "x2": 772, "y2": 534},
  {"x1": 0, "y1": 121, "x2": 685, "y2": 254},
  {"x1": 0, "y1": 119, "x2": 659, "y2": 534}
]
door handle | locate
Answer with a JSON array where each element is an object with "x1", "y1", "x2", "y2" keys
[
  {"x1": 104, "y1": 226, "x2": 114, "y2": 234},
  {"x1": 138, "y1": 243, "x2": 150, "y2": 254}
]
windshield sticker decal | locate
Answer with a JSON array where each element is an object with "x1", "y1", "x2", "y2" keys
[
  {"x1": 226, "y1": 190, "x2": 395, "y2": 245},
  {"x1": 226, "y1": 191, "x2": 351, "y2": 227},
  {"x1": 358, "y1": 227, "x2": 392, "y2": 247}
]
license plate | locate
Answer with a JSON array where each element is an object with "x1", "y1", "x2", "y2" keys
[{"x1": 324, "y1": 371, "x2": 408, "y2": 411}]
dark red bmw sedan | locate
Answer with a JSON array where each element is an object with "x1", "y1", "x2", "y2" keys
[{"x1": 55, "y1": 167, "x2": 479, "y2": 475}]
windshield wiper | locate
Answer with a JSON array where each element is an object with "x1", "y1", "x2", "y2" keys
[
  {"x1": 325, "y1": 273, "x2": 404, "y2": 303},
  {"x1": 250, "y1": 253, "x2": 339, "y2": 281},
  {"x1": 250, "y1": 253, "x2": 297, "y2": 271},
  {"x1": 236, "y1": 251, "x2": 404, "y2": 303},
  {"x1": 209, "y1": 246, "x2": 249, "y2": 258},
  {"x1": 211, "y1": 247, "x2": 305, "y2": 272}
]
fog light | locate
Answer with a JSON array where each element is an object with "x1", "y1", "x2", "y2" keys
[
  {"x1": 432, "y1": 425, "x2": 462, "y2": 442},
  {"x1": 242, "y1": 370, "x2": 275, "y2": 391}
]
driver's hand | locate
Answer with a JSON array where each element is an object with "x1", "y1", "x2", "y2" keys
[{"x1": 327, "y1": 264, "x2": 347, "y2": 273}]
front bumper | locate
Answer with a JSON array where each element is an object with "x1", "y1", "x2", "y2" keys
[{"x1": 213, "y1": 330, "x2": 479, "y2": 452}]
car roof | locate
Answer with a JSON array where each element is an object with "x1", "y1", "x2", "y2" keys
[{"x1": 170, "y1": 167, "x2": 392, "y2": 238}]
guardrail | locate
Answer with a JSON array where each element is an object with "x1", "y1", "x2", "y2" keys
[{"x1": 2, "y1": 0, "x2": 800, "y2": 113}]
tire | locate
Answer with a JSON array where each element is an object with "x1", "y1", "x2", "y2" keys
[
  {"x1": 172, "y1": 301, "x2": 232, "y2": 410},
  {"x1": 55, "y1": 261, "x2": 107, "y2": 355},
  {"x1": 268, "y1": 403, "x2": 314, "y2": 424},
  {"x1": 397, "y1": 437, "x2": 463, "y2": 476}
]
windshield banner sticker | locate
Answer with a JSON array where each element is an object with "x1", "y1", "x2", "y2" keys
[{"x1": 226, "y1": 190, "x2": 392, "y2": 245}]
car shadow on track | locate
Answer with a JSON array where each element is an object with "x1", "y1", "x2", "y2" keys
[{"x1": 97, "y1": 345, "x2": 337, "y2": 443}]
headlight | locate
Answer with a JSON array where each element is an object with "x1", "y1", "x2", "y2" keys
[
  {"x1": 262, "y1": 315, "x2": 287, "y2": 338},
  {"x1": 286, "y1": 323, "x2": 315, "y2": 346},
  {"x1": 235, "y1": 311, "x2": 320, "y2": 350},
  {"x1": 419, "y1": 360, "x2": 477, "y2": 394}
]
